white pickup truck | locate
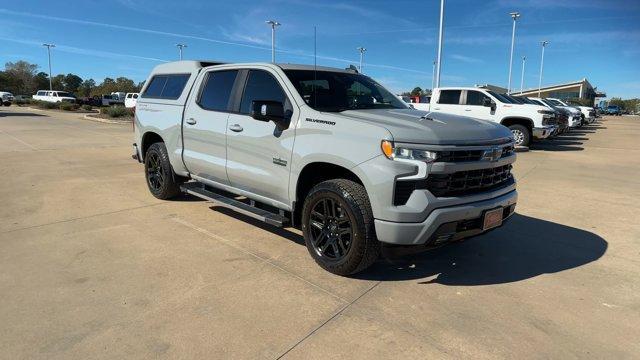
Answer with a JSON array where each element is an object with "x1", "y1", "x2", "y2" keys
[
  {"x1": 33, "y1": 90, "x2": 76, "y2": 103},
  {"x1": 430, "y1": 87, "x2": 557, "y2": 147}
]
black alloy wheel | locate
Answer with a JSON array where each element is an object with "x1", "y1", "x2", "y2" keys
[{"x1": 308, "y1": 197, "x2": 354, "y2": 261}]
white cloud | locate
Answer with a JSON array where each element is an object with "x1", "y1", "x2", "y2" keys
[{"x1": 450, "y1": 54, "x2": 483, "y2": 63}]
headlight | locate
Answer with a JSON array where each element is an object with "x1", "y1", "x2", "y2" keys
[{"x1": 381, "y1": 140, "x2": 439, "y2": 163}]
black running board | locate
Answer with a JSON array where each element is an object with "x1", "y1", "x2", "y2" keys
[{"x1": 180, "y1": 182, "x2": 288, "y2": 227}]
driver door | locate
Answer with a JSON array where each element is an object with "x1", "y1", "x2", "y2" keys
[{"x1": 225, "y1": 69, "x2": 296, "y2": 207}]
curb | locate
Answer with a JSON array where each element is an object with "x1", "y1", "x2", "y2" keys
[{"x1": 83, "y1": 114, "x2": 131, "y2": 124}]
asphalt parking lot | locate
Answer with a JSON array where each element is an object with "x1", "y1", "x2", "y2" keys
[{"x1": 1, "y1": 106, "x2": 639, "y2": 359}]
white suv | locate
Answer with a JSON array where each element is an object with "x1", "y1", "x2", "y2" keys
[
  {"x1": 430, "y1": 87, "x2": 557, "y2": 147},
  {"x1": 33, "y1": 90, "x2": 76, "y2": 103}
]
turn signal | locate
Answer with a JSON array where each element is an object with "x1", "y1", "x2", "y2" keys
[{"x1": 381, "y1": 140, "x2": 394, "y2": 159}]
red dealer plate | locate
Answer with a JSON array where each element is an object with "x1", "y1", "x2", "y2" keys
[{"x1": 482, "y1": 207, "x2": 504, "y2": 231}]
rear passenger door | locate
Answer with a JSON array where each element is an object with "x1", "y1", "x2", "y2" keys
[
  {"x1": 225, "y1": 69, "x2": 296, "y2": 207},
  {"x1": 182, "y1": 70, "x2": 239, "y2": 185},
  {"x1": 432, "y1": 89, "x2": 463, "y2": 115}
]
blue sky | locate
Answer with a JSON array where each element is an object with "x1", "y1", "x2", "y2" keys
[{"x1": 1, "y1": 0, "x2": 639, "y2": 98}]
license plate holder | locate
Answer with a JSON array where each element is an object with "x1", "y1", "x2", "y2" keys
[{"x1": 482, "y1": 207, "x2": 504, "y2": 231}]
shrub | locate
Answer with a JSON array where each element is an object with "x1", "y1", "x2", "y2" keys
[
  {"x1": 37, "y1": 101, "x2": 58, "y2": 109},
  {"x1": 100, "y1": 105, "x2": 131, "y2": 118},
  {"x1": 81, "y1": 104, "x2": 93, "y2": 111},
  {"x1": 59, "y1": 102, "x2": 79, "y2": 111}
]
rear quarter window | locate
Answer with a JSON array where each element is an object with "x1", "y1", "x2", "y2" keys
[
  {"x1": 438, "y1": 90, "x2": 461, "y2": 104},
  {"x1": 142, "y1": 74, "x2": 190, "y2": 99}
]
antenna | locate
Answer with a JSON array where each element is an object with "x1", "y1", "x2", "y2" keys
[{"x1": 313, "y1": 26, "x2": 317, "y2": 108}]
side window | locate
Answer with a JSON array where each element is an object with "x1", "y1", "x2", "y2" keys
[
  {"x1": 142, "y1": 74, "x2": 190, "y2": 99},
  {"x1": 126, "y1": 94, "x2": 132, "y2": 99},
  {"x1": 52, "y1": 92, "x2": 58, "y2": 97},
  {"x1": 466, "y1": 90, "x2": 489, "y2": 106},
  {"x1": 239, "y1": 70, "x2": 286, "y2": 114},
  {"x1": 162, "y1": 74, "x2": 190, "y2": 99},
  {"x1": 198, "y1": 70, "x2": 238, "y2": 112},
  {"x1": 143, "y1": 76, "x2": 167, "y2": 98},
  {"x1": 133, "y1": 94, "x2": 138, "y2": 99},
  {"x1": 438, "y1": 90, "x2": 461, "y2": 104}
]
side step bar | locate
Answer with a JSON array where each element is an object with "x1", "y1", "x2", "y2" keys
[{"x1": 180, "y1": 182, "x2": 289, "y2": 227}]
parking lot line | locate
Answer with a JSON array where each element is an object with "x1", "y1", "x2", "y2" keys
[{"x1": 0, "y1": 129, "x2": 38, "y2": 150}]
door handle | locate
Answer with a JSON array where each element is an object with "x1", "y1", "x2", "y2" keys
[
  {"x1": 465, "y1": 109, "x2": 472, "y2": 111},
  {"x1": 229, "y1": 124, "x2": 243, "y2": 132},
  {"x1": 186, "y1": 118, "x2": 197, "y2": 125},
  {"x1": 433, "y1": 107, "x2": 441, "y2": 110}
]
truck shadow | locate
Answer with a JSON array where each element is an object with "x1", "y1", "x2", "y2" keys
[
  {"x1": 0, "y1": 111, "x2": 47, "y2": 117},
  {"x1": 357, "y1": 213, "x2": 607, "y2": 284}
]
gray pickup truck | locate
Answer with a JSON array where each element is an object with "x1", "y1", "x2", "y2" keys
[{"x1": 133, "y1": 60, "x2": 518, "y2": 275}]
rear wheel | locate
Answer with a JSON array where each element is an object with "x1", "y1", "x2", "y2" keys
[
  {"x1": 302, "y1": 179, "x2": 379, "y2": 276},
  {"x1": 509, "y1": 124, "x2": 531, "y2": 147},
  {"x1": 144, "y1": 142, "x2": 183, "y2": 199}
]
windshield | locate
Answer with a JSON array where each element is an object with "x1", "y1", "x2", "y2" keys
[
  {"x1": 486, "y1": 90, "x2": 514, "y2": 104},
  {"x1": 284, "y1": 70, "x2": 408, "y2": 112},
  {"x1": 546, "y1": 99, "x2": 564, "y2": 106}
]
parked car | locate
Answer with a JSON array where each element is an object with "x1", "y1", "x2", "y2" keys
[
  {"x1": 542, "y1": 98, "x2": 583, "y2": 127},
  {"x1": 1, "y1": 91, "x2": 14, "y2": 106},
  {"x1": 566, "y1": 101, "x2": 596, "y2": 124},
  {"x1": 429, "y1": 87, "x2": 556, "y2": 147},
  {"x1": 606, "y1": 105, "x2": 622, "y2": 116},
  {"x1": 33, "y1": 90, "x2": 76, "y2": 103},
  {"x1": 409, "y1": 95, "x2": 431, "y2": 111},
  {"x1": 133, "y1": 60, "x2": 518, "y2": 275},
  {"x1": 125, "y1": 92, "x2": 139, "y2": 108},
  {"x1": 110, "y1": 92, "x2": 126, "y2": 105},
  {"x1": 529, "y1": 97, "x2": 581, "y2": 129},
  {"x1": 526, "y1": 97, "x2": 570, "y2": 134}
]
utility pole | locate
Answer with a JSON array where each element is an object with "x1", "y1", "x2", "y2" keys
[
  {"x1": 176, "y1": 44, "x2": 187, "y2": 60},
  {"x1": 507, "y1": 12, "x2": 520, "y2": 94},
  {"x1": 431, "y1": 60, "x2": 436, "y2": 90},
  {"x1": 538, "y1": 40, "x2": 549, "y2": 97},
  {"x1": 265, "y1": 20, "x2": 281, "y2": 63},
  {"x1": 434, "y1": 0, "x2": 445, "y2": 88},
  {"x1": 42, "y1": 43, "x2": 55, "y2": 90},
  {"x1": 520, "y1": 55, "x2": 526, "y2": 94},
  {"x1": 357, "y1": 47, "x2": 367, "y2": 73}
]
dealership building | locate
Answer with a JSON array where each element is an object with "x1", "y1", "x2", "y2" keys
[{"x1": 515, "y1": 78, "x2": 606, "y2": 105}]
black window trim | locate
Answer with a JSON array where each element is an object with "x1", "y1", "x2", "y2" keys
[
  {"x1": 195, "y1": 69, "x2": 243, "y2": 113},
  {"x1": 141, "y1": 72, "x2": 191, "y2": 100},
  {"x1": 236, "y1": 69, "x2": 290, "y2": 116}
]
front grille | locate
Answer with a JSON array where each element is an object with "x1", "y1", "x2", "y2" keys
[
  {"x1": 437, "y1": 144, "x2": 514, "y2": 163},
  {"x1": 393, "y1": 164, "x2": 513, "y2": 205},
  {"x1": 425, "y1": 164, "x2": 513, "y2": 197}
]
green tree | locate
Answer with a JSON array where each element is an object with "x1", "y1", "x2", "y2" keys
[
  {"x1": 63, "y1": 73, "x2": 83, "y2": 93},
  {"x1": 51, "y1": 74, "x2": 65, "y2": 91},
  {"x1": 4, "y1": 60, "x2": 39, "y2": 94},
  {"x1": 410, "y1": 87, "x2": 423, "y2": 96},
  {"x1": 33, "y1": 72, "x2": 50, "y2": 92},
  {"x1": 78, "y1": 79, "x2": 96, "y2": 97}
]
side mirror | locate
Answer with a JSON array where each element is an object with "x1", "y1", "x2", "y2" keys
[
  {"x1": 251, "y1": 100, "x2": 289, "y2": 130},
  {"x1": 483, "y1": 98, "x2": 497, "y2": 111}
]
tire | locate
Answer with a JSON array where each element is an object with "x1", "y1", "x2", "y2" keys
[
  {"x1": 144, "y1": 142, "x2": 183, "y2": 199},
  {"x1": 3, "y1": 102, "x2": 10, "y2": 107},
  {"x1": 508, "y1": 124, "x2": 531, "y2": 147},
  {"x1": 301, "y1": 179, "x2": 379, "y2": 276}
]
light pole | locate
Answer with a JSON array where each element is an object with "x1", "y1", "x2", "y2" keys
[
  {"x1": 431, "y1": 60, "x2": 436, "y2": 90},
  {"x1": 520, "y1": 55, "x2": 526, "y2": 94},
  {"x1": 357, "y1": 47, "x2": 367, "y2": 72},
  {"x1": 434, "y1": 0, "x2": 445, "y2": 88},
  {"x1": 265, "y1": 20, "x2": 281, "y2": 63},
  {"x1": 507, "y1": 12, "x2": 520, "y2": 94},
  {"x1": 176, "y1": 44, "x2": 187, "y2": 60},
  {"x1": 42, "y1": 43, "x2": 55, "y2": 90},
  {"x1": 538, "y1": 40, "x2": 549, "y2": 97}
]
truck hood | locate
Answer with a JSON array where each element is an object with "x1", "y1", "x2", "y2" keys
[{"x1": 336, "y1": 108, "x2": 513, "y2": 145}]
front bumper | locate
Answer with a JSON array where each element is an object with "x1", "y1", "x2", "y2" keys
[
  {"x1": 533, "y1": 125, "x2": 556, "y2": 139},
  {"x1": 374, "y1": 189, "x2": 517, "y2": 245}
]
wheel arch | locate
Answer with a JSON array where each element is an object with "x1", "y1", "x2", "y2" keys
[{"x1": 140, "y1": 131, "x2": 164, "y2": 160}]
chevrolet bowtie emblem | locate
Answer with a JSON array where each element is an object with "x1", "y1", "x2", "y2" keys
[{"x1": 482, "y1": 147, "x2": 502, "y2": 162}]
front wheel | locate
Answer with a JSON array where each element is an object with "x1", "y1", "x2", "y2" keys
[
  {"x1": 144, "y1": 142, "x2": 183, "y2": 199},
  {"x1": 301, "y1": 179, "x2": 379, "y2": 276},
  {"x1": 509, "y1": 124, "x2": 531, "y2": 147}
]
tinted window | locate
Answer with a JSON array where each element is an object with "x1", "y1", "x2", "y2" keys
[
  {"x1": 133, "y1": 94, "x2": 138, "y2": 99},
  {"x1": 466, "y1": 90, "x2": 489, "y2": 106},
  {"x1": 284, "y1": 70, "x2": 407, "y2": 112},
  {"x1": 162, "y1": 74, "x2": 190, "y2": 99},
  {"x1": 199, "y1": 70, "x2": 238, "y2": 112},
  {"x1": 144, "y1": 76, "x2": 167, "y2": 97},
  {"x1": 438, "y1": 90, "x2": 461, "y2": 104},
  {"x1": 240, "y1": 70, "x2": 286, "y2": 114}
]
